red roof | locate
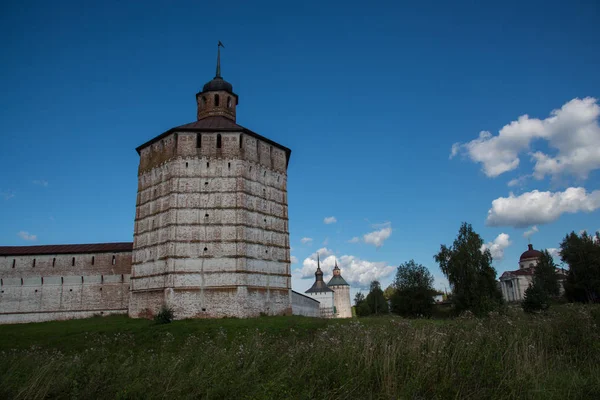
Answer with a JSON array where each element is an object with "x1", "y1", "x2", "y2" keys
[
  {"x1": 0, "y1": 242, "x2": 133, "y2": 256},
  {"x1": 520, "y1": 244, "x2": 542, "y2": 261}
]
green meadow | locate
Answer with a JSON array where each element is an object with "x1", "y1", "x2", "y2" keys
[{"x1": 1, "y1": 305, "x2": 599, "y2": 399}]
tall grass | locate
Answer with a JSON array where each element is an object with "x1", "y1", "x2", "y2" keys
[{"x1": 0, "y1": 304, "x2": 599, "y2": 399}]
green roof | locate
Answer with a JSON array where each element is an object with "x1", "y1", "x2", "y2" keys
[{"x1": 327, "y1": 275, "x2": 349, "y2": 287}]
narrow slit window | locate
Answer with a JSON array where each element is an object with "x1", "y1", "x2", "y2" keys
[
  {"x1": 33, "y1": 259, "x2": 36, "y2": 268},
  {"x1": 121, "y1": 274, "x2": 124, "y2": 282},
  {"x1": 112, "y1": 255, "x2": 116, "y2": 265},
  {"x1": 197, "y1": 134, "x2": 202, "y2": 148},
  {"x1": 81, "y1": 276, "x2": 84, "y2": 283},
  {"x1": 92, "y1": 256, "x2": 95, "y2": 265},
  {"x1": 239, "y1": 135, "x2": 243, "y2": 148},
  {"x1": 41, "y1": 277, "x2": 44, "y2": 284},
  {"x1": 228, "y1": 162, "x2": 231, "y2": 170},
  {"x1": 61, "y1": 277, "x2": 64, "y2": 284},
  {"x1": 21, "y1": 278, "x2": 23, "y2": 285},
  {"x1": 12, "y1": 259, "x2": 15, "y2": 268},
  {"x1": 227, "y1": 96, "x2": 232, "y2": 108},
  {"x1": 214, "y1": 94, "x2": 220, "y2": 106},
  {"x1": 186, "y1": 162, "x2": 189, "y2": 168},
  {"x1": 72, "y1": 257, "x2": 75, "y2": 266},
  {"x1": 207, "y1": 162, "x2": 209, "y2": 168},
  {"x1": 53, "y1": 258, "x2": 56, "y2": 267},
  {"x1": 217, "y1": 134, "x2": 222, "y2": 149}
]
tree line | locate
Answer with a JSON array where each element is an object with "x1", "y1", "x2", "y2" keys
[{"x1": 354, "y1": 222, "x2": 600, "y2": 317}]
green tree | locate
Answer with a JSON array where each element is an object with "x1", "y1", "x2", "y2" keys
[
  {"x1": 365, "y1": 281, "x2": 389, "y2": 315},
  {"x1": 390, "y1": 260, "x2": 435, "y2": 317},
  {"x1": 354, "y1": 292, "x2": 370, "y2": 317},
  {"x1": 533, "y1": 250, "x2": 560, "y2": 298},
  {"x1": 522, "y1": 282, "x2": 549, "y2": 313},
  {"x1": 434, "y1": 222, "x2": 503, "y2": 315},
  {"x1": 560, "y1": 231, "x2": 600, "y2": 303},
  {"x1": 383, "y1": 285, "x2": 396, "y2": 301}
]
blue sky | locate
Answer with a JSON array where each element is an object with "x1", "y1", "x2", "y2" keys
[{"x1": 1, "y1": 0, "x2": 599, "y2": 296}]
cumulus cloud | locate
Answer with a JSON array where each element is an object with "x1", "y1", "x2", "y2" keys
[
  {"x1": 547, "y1": 248, "x2": 561, "y2": 259},
  {"x1": 298, "y1": 248, "x2": 395, "y2": 287},
  {"x1": 290, "y1": 255, "x2": 299, "y2": 264},
  {"x1": 452, "y1": 97, "x2": 600, "y2": 180},
  {"x1": 523, "y1": 225, "x2": 539, "y2": 239},
  {"x1": 363, "y1": 222, "x2": 392, "y2": 248},
  {"x1": 348, "y1": 237, "x2": 360, "y2": 243},
  {"x1": 18, "y1": 231, "x2": 37, "y2": 241},
  {"x1": 300, "y1": 237, "x2": 313, "y2": 245},
  {"x1": 481, "y1": 233, "x2": 511, "y2": 261},
  {"x1": 486, "y1": 187, "x2": 600, "y2": 227},
  {"x1": 323, "y1": 216, "x2": 337, "y2": 224},
  {"x1": 33, "y1": 180, "x2": 49, "y2": 187}
]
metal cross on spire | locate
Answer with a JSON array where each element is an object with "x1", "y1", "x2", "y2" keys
[{"x1": 215, "y1": 41, "x2": 225, "y2": 78}]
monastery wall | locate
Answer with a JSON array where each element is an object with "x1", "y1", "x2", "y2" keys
[
  {"x1": 291, "y1": 290, "x2": 320, "y2": 317},
  {"x1": 0, "y1": 250, "x2": 131, "y2": 324},
  {"x1": 129, "y1": 131, "x2": 292, "y2": 319}
]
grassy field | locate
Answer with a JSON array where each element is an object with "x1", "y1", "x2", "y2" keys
[{"x1": 1, "y1": 305, "x2": 599, "y2": 399}]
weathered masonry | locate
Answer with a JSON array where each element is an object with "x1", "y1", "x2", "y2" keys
[
  {"x1": 0, "y1": 46, "x2": 294, "y2": 324},
  {"x1": 0, "y1": 243, "x2": 131, "y2": 324},
  {"x1": 128, "y1": 47, "x2": 293, "y2": 319}
]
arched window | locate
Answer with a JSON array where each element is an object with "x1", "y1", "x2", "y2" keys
[
  {"x1": 201, "y1": 96, "x2": 207, "y2": 108},
  {"x1": 227, "y1": 96, "x2": 232, "y2": 108},
  {"x1": 214, "y1": 94, "x2": 220, "y2": 107},
  {"x1": 217, "y1": 134, "x2": 222, "y2": 149}
]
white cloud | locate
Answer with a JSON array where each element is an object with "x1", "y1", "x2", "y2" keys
[
  {"x1": 363, "y1": 222, "x2": 392, "y2": 248},
  {"x1": 486, "y1": 187, "x2": 600, "y2": 227},
  {"x1": 297, "y1": 248, "x2": 395, "y2": 287},
  {"x1": 33, "y1": 180, "x2": 49, "y2": 187},
  {"x1": 290, "y1": 255, "x2": 299, "y2": 265},
  {"x1": 452, "y1": 97, "x2": 600, "y2": 180},
  {"x1": 579, "y1": 229, "x2": 587, "y2": 235},
  {"x1": 481, "y1": 233, "x2": 511, "y2": 261},
  {"x1": 323, "y1": 216, "x2": 337, "y2": 224},
  {"x1": 507, "y1": 175, "x2": 530, "y2": 188},
  {"x1": 300, "y1": 237, "x2": 313, "y2": 245},
  {"x1": 547, "y1": 248, "x2": 561, "y2": 259},
  {"x1": 523, "y1": 225, "x2": 539, "y2": 239},
  {"x1": 18, "y1": 231, "x2": 37, "y2": 241},
  {"x1": 348, "y1": 237, "x2": 360, "y2": 243}
]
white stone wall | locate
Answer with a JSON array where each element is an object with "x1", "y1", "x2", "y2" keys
[
  {"x1": 307, "y1": 291, "x2": 335, "y2": 317},
  {"x1": 500, "y1": 275, "x2": 533, "y2": 302},
  {"x1": 0, "y1": 252, "x2": 131, "y2": 324},
  {"x1": 130, "y1": 131, "x2": 292, "y2": 319},
  {"x1": 331, "y1": 285, "x2": 352, "y2": 318},
  {"x1": 291, "y1": 290, "x2": 320, "y2": 317},
  {"x1": 519, "y1": 258, "x2": 539, "y2": 270}
]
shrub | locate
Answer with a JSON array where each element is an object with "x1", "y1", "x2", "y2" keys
[
  {"x1": 154, "y1": 305, "x2": 174, "y2": 324},
  {"x1": 522, "y1": 283, "x2": 549, "y2": 313}
]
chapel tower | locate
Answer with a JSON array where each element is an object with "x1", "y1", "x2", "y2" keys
[{"x1": 129, "y1": 44, "x2": 292, "y2": 319}]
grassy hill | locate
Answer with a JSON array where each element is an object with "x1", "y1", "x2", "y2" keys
[{"x1": 1, "y1": 305, "x2": 599, "y2": 399}]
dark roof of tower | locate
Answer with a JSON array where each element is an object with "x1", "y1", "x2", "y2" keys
[
  {"x1": 135, "y1": 116, "x2": 292, "y2": 164},
  {"x1": 202, "y1": 77, "x2": 234, "y2": 94},
  {"x1": 305, "y1": 256, "x2": 333, "y2": 294},
  {"x1": 0, "y1": 242, "x2": 133, "y2": 256},
  {"x1": 520, "y1": 244, "x2": 542, "y2": 261},
  {"x1": 327, "y1": 275, "x2": 349, "y2": 287}
]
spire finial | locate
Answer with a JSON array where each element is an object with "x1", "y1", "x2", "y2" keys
[
  {"x1": 216, "y1": 41, "x2": 225, "y2": 78},
  {"x1": 317, "y1": 253, "x2": 320, "y2": 269}
]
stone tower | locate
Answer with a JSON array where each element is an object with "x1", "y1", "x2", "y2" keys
[
  {"x1": 128, "y1": 44, "x2": 292, "y2": 319},
  {"x1": 327, "y1": 260, "x2": 352, "y2": 318},
  {"x1": 305, "y1": 255, "x2": 335, "y2": 317}
]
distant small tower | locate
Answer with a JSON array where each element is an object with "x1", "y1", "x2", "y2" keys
[
  {"x1": 327, "y1": 260, "x2": 352, "y2": 318},
  {"x1": 305, "y1": 255, "x2": 334, "y2": 317}
]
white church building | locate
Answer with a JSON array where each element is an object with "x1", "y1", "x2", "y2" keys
[{"x1": 499, "y1": 244, "x2": 566, "y2": 302}]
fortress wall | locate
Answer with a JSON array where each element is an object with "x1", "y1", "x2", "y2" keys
[
  {"x1": 130, "y1": 131, "x2": 291, "y2": 319},
  {"x1": 0, "y1": 251, "x2": 131, "y2": 324},
  {"x1": 291, "y1": 290, "x2": 320, "y2": 317}
]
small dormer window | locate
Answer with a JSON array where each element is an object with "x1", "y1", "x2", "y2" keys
[
  {"x1": 214, "y1": 94, "x2": 220, "y2": 107},
  {"x1": 227, "y1": 96, "x2": 232, "y2": 108}
]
